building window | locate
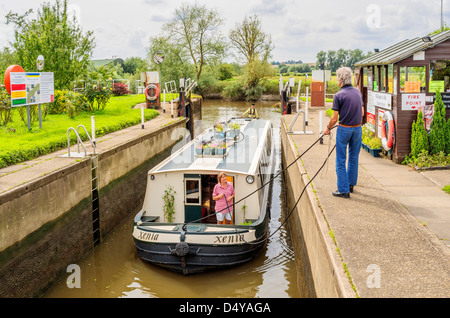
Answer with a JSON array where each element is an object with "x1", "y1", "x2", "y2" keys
[
  {"x1": 388, "y1": 65, "x2": 394, "y2": 93},
  {"x1": 379, "y1": 66, "x2": 385, "y2": 92},
  {"x1": 400, "y1": 66, "x2": 426, "y2": 93},
  {"x1": 429, "y1": 60, "x2": 450, "y2": 93},
  {"x1": 373, "y1": 66, "x2": 379, "y2": 91}
]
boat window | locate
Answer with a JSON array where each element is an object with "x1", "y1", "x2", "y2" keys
[{"x1": 185, "y1": 178, "x2": 201, "y2": 205}]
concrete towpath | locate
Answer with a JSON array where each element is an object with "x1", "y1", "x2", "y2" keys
[
  {"x1": 0, "y1": 107, "x2": 180, "y2": 195},
  {"x1": 283, "y1": 106, "x2": 449, "y2": 298}
]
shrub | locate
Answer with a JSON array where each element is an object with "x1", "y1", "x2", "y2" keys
[
  {"x1": 410, "y1": 109, "x2": 429, "y2": 158},
  {"x1": 0, "y1": 85, "x2": 12, "y2": 125},
  {"x1": 428, "y1": 91, "x2": 447, "y2": 155},
  {"x1": 112, "y1": 82, "x2": 130, "y2": 96},
  {"x1": 223, "y1": 80, "x2": 245, "y2": 100},
  {"x1": 49, "y1": 90, "x2": 88, "y2": 117},
  {"x1": 84, "y1": 81, "x2": 112, "y2": 111}
]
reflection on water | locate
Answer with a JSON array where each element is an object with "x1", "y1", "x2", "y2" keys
[{"x1": 43, "y1": 100, "x2": 301, "y2": 298}]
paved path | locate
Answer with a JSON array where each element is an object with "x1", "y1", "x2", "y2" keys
[{"x1": 283, "y1": 107, "x2": 449, "y2": 297}]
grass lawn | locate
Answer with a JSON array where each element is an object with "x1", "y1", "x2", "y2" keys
[{"x1": 0, "y1": 94, "x2": 159, "y2": 168}]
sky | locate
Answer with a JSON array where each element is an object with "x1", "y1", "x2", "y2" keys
[{"x1": 0, "y1": 0, "x2": 449, "y2": 64}]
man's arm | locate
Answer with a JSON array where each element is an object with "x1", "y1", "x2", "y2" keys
[{"x1": 323, "y1": 110, "x2": 339, "y2": 135}]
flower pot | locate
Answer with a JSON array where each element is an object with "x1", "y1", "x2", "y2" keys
[
  {"x1": 214, "y1": 131, "x2": 225, "y2": 139},
  {"x1": 203, "y1": 148, "x2": 212, "y2": 155},
  {"x1": 195, "y1": 147, "x2": 203, "y2": 155},
  {"x1": 368, "y1": 148, "x2": 382, "y2": 157},
  {"x1": 227, "y1": 129, "x2": 240, "y2": 138},
  {"x1": 216, "y1": 148, "x2": 226, "y2": 155}
]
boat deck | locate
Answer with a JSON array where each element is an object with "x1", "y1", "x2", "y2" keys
[{"x1": 153, "y1": 118, "x2": 270, "y2": 175}]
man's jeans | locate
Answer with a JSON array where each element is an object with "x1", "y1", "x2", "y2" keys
[{"x1": 335, "y1": 126, "x2": 362, "y2": 193}]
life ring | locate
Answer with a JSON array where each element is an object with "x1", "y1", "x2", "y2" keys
[
  {"x1": 144, "y1": 84, "x2": 159, "y2": 101},
  {"x1": 381, "y1": 111, "x2": 395, "y2": 151}
]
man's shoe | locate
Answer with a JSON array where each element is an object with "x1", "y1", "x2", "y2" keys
[
  {"x1": 349, "y1": 185, "x2": 354, "y2": 193},
  {"x1": 332, "y1": 190, "x2": 350, "y2": 198}
]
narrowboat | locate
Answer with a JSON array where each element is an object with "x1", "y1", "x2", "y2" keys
[{"x1": 132, "y1": 117, "x2": 275, "y2": 274}]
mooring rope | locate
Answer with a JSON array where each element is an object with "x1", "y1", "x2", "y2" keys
[{"x1": 184, "y1": 126, "x2": 337, "y2": 236}]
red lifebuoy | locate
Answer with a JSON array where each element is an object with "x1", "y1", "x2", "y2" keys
[
  {"x1": 4, "y1": 65, "x2": 25, "y2": 95},
  {"x1": 381, "y1": 111, "x2": 395, "y2": 151},
  {"x1": 145, "y1": 84, "x2": 159, "y2": 101}
]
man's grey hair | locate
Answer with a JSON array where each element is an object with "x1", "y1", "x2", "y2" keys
[{"x1": 336, "y1": 67, "x2": 353, "y2": 86}]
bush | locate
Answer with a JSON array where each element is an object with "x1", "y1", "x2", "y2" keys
[
  {"x1": 222, "y1": 80, "x2": 245, "y2": 100},
  {"x1": 0, "y1": 85, "x2": 12, "y2": 125},
  {"x1": 429, "y1": 91, "x2": 447, "y2": 155},
  {"x1": 84, "y1": 81, "x2": 112, "y2": 111},
  {"x1": 410, "y1": 109, "x2": 429, "y2": 158},
  {"x1": 49, "y1": 90, "x2": 88, "y2": 117},
  {"x1": 112, "y1": 82, "x2": 130, "y2": 96}
]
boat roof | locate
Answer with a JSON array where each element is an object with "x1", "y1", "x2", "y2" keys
[{"x1": 151, "y1": 118, "x2": 271, "y2": 176}]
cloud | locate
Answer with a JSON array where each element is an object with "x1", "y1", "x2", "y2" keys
[{"x1": 249, "y1": 0, "x2": 293, "y2": 16}]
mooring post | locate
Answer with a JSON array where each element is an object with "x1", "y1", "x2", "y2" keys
[
  {"x1": 163, "y1": 89, "x2": 166, "y2": 113},
  {"x1": 305, "y1": 87, "x2": 309, "y2": 126},
  {"x1": 319, "y1": 110, "x2": 324, "y2": 144},
  {"x1": 141, "y1": 105, "x2": 145, "y2": 129},
  {"x1": 91, "y1": 116, "x2": 96, "y2": 149}
]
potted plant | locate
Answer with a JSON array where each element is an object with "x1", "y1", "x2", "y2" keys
[
  {"x1": 215, "y1": 141, "x2": 226, "y2": 155},
  {"x1": 227, "y1": 122, "x2": 241, "y2": 138},
  {"x1": 195, "y1": 143, "x2": 203, "y2": 155},
  {"x1": 367, "y1": 137, "x2": 382, "y2": 157},
  {"x1": 210, "y1": 142, "x2": 219, "y2": 155},
  {"x1": 203, "y1": 143, "x2": 212, "y2": 155},
  {"x1": 214, "y1": 123, "x2": 225, "y2": 139}
]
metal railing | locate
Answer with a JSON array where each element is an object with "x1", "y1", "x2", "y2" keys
[{"x1": 66, "y1": 124, "x2": 96, "y2": 158}]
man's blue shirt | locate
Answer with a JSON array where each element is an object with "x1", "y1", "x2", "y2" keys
[{"x1": 332, "y1": 85, "x2": 363, "y2": 126}]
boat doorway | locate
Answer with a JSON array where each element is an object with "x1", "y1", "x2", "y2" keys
[{"x1": 184, "y1": 174, "x2": 235, "y2": 224}]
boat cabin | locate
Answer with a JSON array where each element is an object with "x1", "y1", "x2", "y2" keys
[{"x1": 140, "y1": 118, "x2": 274, "y2": 225}]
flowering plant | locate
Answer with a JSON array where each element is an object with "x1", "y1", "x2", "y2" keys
[{"x1": 83, "y1": 81, "x2": 112, "y2": 111}]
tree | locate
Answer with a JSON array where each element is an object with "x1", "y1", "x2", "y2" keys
[
  {"x1": 147, "y1": 35, "x2": 195, "y2": 87},
  {"x1": 410, "y1": 109, "x2": 429, "y2": 158},
  {"x1": 315, "y1": 51, "x2": 327, "y2": 70},
  {"x1": 0, "y1": 46, "x2": 18, "y2": 76},
  {"x1": 429, "y1": 91, "x2": 447, "y2": 154},
  {"x1": 6, "y1": 0, "x2": 95, "y2": 90},
  {"x1": 229, "y1": 15, "x2": 273, "y2": 63},
  {"x1": 123, "y1": 57, "x2": 148, "y2": 75},
  {"x1": 164, "y1": 3, "x2": 226, "y2": 80}
]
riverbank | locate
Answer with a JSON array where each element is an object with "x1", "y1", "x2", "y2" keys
[
  {"x1": 281, "y1": 108, "x2": 449, "y2": 297},
  {"x1": 0, "y1": 110, "x2": 188, "y2": 297}
]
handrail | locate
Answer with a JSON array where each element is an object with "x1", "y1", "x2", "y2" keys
[
  {"x1": 77, "y1": 124, "x2": 96, "y2": 154},
  {"x1": 67, "y1": 127, "x2": 88, "y2": 158}
]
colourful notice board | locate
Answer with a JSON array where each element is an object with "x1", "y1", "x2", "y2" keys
[{"x1": 10, "y1": 72, "x2": 54, "y2": 107}]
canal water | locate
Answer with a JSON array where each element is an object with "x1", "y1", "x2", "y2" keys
[{"x1": 43, "y1": 99, "x2": 301, "y2": 298}]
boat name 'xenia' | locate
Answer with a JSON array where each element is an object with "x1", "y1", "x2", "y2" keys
[
  {"x1": 138, "y1": 231, "x2": 159, "y2": 242},
  {"x1": 214, "y1": 234, "x2": 245, "y2": 244}
]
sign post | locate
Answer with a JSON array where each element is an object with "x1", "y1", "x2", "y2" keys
[{"x1": 9, "y1": 71, "x2": 54, "y2": 129}]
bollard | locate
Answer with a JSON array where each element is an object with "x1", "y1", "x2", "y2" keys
[
  {"x1": 141, "y1": 105, "x2": 145, "y2": 129},
  {"x1": 319, "y1": 110, "x2": 324, "y2": 144},
  {"x1": 305, "y1": 87, "x2": 309, "y2": 126},
  {"x1": 163, "y1": 89, "x2": 166, "y2": 113},
  {"x1": 91, "y1": 116, "x2": 96, "y2": 149}
]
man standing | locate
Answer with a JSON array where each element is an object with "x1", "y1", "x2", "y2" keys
[
  {"x1": 324, "y1": 67, "x2": 364, "y2": 198},
  {"x1": 242, "y1": 103, "x2": 259, "y2": 119}
]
